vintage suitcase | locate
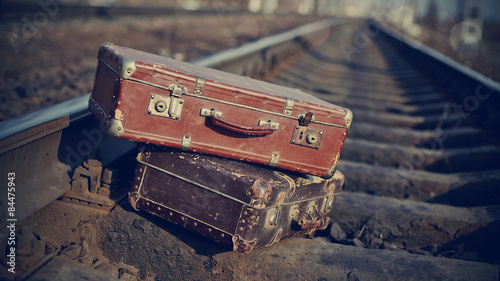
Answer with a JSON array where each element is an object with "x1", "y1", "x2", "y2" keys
[
  {"x1": 128, "y1": 145, "x2": 344, "y2": 253},
  {"x1": 90, "y1": 43, "x2": 352, "y2": 178}
]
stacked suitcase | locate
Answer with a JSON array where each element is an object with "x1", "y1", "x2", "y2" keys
[{"x1": 89, "y1": 43, "x2": 352, "y2": 253}]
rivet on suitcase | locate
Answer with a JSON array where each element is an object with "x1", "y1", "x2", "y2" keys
[
  {"x1": 90, "y1": 43, "x2": 352, "y2": 178},
  {"x1": 128, "y1": 145, "x2": 344, "y2": 253}
]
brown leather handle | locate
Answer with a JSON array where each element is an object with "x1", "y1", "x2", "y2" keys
[{"x1": 211, "y1": 115, "x2": 275, "y2": 136}]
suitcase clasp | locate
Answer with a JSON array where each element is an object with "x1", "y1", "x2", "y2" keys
[
  {"x1": 298, "y1": 111, "x2": 314, "y2": 126},
  {"x1": 291, "y1": 111, "x2": 324, "y2": 149},
  {"x1": 168, "y1": 84, "x2": 186, "y2": 119},
  {"x1": 295, "y1": 205, "x2": 329, "y2": 231},
  {"x1": 147, "y1": 84, "x2": 186, "y2": 120}
]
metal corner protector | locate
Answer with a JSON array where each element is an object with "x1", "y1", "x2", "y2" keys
[
  {"x1": 108, "y1": 118, "x2": 125, "y2": 138},
  {"x1": 119, "y1": 58, "x2": 137, "y2": 79},
  {"x1": 325, "y1": 164, "x2": 337, "y2": 179},
  {"x1": 344, "y1": 108, "x2": 353, "y2": 129}
]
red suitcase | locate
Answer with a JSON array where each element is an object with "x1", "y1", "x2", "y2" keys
[
  {"x1": 128, "y1": 145, "x2": 345, "y2": 253},
  {"x1": 90, "y1": 43, "x2": 352, "y2": 178}
]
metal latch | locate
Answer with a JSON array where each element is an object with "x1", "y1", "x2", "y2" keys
[
  {"x1": 291, "y1": 111, "x2": 323, "y2": 149},
  {"x1": 147, "y1": 84, "x2": 186, "y2": 120},
  {"x1": 299, "y1": 111, "x2": 313, "y2": 126}
]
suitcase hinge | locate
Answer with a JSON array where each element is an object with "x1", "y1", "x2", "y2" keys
[
  {"x1": 269, "y1": 151, "x2": 280, "y2": 167},
  {"x1": 284, "y1": 98, "x2": 294, "y2": 115},
  {"x1": 195, "y1": 76, "x2": 206, "y2": 95},
  {"x1": 181, "y1": 134, "x2": 192, "y2": 151}
]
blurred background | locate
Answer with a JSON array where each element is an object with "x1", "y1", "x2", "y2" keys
[{"x1": 1, "y1": 0, "x2": 499, "y2": 121}]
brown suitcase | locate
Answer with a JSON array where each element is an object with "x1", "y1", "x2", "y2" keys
[
  {"x1": 128, "y1": 145, "x2": 344, "y2": 253},
  {"x1": 90, "y1": 43, "x2": 352, "y2": 178}
]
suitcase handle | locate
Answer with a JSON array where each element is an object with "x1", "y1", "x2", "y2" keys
[{"x1": 211, "y1": 115, "x2": 275, "y2": 136}]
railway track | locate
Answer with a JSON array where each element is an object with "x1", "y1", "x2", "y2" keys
[
  {"x1": 1, "y1": 17, "x2": 499, "y2": 280},
  {"x1": 269, "y1": 18, "x2": 500, "y2": 268}
]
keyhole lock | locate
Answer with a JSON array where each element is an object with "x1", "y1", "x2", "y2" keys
[
  {"x1": 290, "y1": 126, "x2": 323, "y2": 149},
  {"x1": 155, "y1": 100, "x2": 167, "y2": 112},
  {"x1": 148, "y1": 90, "x2": 183, "y2": 120},
  {"x1": 306, "y1": 133, "x2": 318, "y2": 144}
]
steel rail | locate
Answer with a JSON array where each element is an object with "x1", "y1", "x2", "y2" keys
[
  {"x1": 375, "y1": 21, "x2": 500, "y2": 95},
  {"x1": 193, "y1": 18, "x2": 344, "y2": 68},
  {"x1": 373, "y1": 20, "x2": 500, "y2": 133}
]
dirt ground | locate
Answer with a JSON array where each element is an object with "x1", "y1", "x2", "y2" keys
[
  {"x1": 0, "y1": 12, "x2": 324, "y2": 121},
  {"x1": 14, "y1": 196, "x2": 499, "y2": 280}
]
